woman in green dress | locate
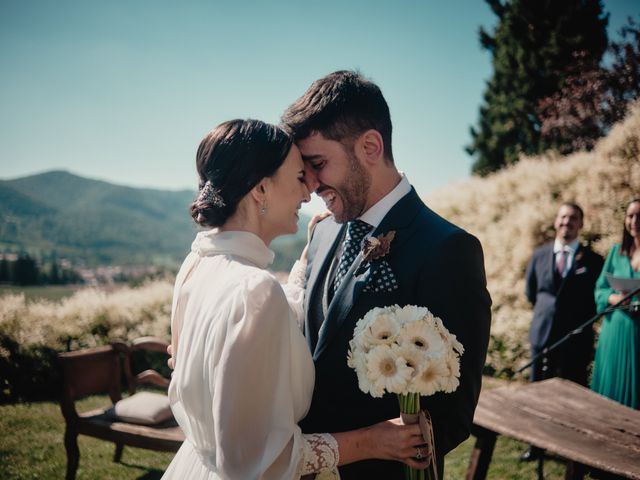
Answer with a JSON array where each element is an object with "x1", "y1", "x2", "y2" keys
[{"x1": 591, "y1": 198, "x2": 640, "y2": 409}]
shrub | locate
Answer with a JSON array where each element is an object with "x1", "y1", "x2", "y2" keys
[
  {"x1": 0, "y1": 279, "x2": 172, "y2": 402},
  {"x1": 427, "y1": 101, "x2": 640, "y2": 378}
]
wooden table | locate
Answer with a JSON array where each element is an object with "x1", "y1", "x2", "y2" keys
[{"x1": 466, "y1": 378, "x2": 640, "y2": 479}]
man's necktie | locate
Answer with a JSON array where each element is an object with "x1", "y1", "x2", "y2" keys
[
  {"x1": 331, "y1": 220, "x2": 372, "y2": 296},
  {"x1": 557, "y1": 248, "x2": 568, "y2": 277}
]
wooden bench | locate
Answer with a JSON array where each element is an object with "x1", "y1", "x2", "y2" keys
[
  {"x1": 466, "y1": 377, "x2": 640, "y2": 480},
  {"x1": 59, "y1": 337, "x2": 184, "y2": 480}
]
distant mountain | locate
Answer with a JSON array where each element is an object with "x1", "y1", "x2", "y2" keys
[{"x1": 0, "y1": 170, "x2": 309, "y2": 270}]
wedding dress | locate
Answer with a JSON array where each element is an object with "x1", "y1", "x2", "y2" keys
[{"x1": 162, "y1": 229, "x2": 340, "y2": 479}]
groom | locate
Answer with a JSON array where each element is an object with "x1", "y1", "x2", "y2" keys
[{"x1": 282, "y1": 70, "x2": 492, "y2": 479}]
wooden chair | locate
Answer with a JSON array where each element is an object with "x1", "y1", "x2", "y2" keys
[{"x1": 59, "y1": 336, "x2": 184, "y2": 480}]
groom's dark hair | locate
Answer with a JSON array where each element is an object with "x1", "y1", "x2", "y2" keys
[{"x1": 281, "y1": 70, "x2": 394, "y2": 163}]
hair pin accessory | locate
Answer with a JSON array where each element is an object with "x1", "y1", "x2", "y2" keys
[{"x1": 199, "y1": 180, "x2": 225, "y2": 208}]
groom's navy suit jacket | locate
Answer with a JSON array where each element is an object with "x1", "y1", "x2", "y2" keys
[{"x1": 299, "y1": 188, "x2": 492, "y2": 479}]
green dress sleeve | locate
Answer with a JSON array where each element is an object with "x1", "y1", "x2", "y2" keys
[{"x1": 594, "y1": 244, "x2": 619, "y2": 314}]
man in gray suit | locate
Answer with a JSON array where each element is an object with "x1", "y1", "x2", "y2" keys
[{"x1": 522, "y1": 202, "x2": 603, "y2": 461}]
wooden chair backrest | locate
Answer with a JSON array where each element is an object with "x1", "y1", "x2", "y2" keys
[
  {"x1": 113, "y1": 337, "x2": 170, "y2": 394},
  {"x1": 58, "y1": 345, "x2": 122, "y2": 421}
]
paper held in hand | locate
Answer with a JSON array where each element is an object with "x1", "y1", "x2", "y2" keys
[{"x1": 605, "y1": 273, "x2": 640, "y2": 293}]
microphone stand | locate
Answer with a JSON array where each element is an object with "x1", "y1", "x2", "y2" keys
[
  {"x1": 515, "y1": 285, "x2": 640, "y2": 480},
  {"x1": 517, "y1": 285, "x2": 640, "y2": 375}
]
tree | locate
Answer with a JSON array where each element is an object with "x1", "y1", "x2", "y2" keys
[
  {"x1": 0, "y1": 255, "x2": 10, "y2": 283},
  {"x1": 13, "y1": 253, "x2": 39, "y2": 286},
  {"x1": 537, "y1": 17, "x2": 640, "y2": 153},
  {"x1": 468, "y1": 0, "x2": 609, "y2": 175}
]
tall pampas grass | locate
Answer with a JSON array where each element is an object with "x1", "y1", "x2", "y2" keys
[
  {"x1": 0, "y1": 279, "x2": 173, "y2": 352},
  {"x1": 426, "y1": 102, "x2": 640, "y2": 377}
]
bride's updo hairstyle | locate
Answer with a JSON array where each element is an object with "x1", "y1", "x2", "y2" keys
[{"x1": 190, "y1": 119, "x2": 293, "y2": 227}]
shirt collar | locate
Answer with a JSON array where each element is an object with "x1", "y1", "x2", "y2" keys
[
  {"x1": 359, "y1": 172, "x2": 411, "y2": 228},
  {"x1": 554, "y1": 238, "x2": 580, "y2": 254},
  {"x1": 190, "y1": 229, "x2": 274, "y2": 269}
]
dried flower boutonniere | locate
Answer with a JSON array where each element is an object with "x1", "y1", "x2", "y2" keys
[
  {"x1": 362, "y1": 231, "x2": 396, "y2": 263},
  {"x1": 575, "y1": 250, "x2": 583, "y2": 262}
]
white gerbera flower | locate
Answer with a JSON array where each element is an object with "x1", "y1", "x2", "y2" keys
[
  {"x1": 394, "y1": 304, "x2": 430, "y2": 327},
  {"x1": 348, "y1": 349, "x2": 377, "y2": 395},
  {"x1": 411, "y1": 357, "x2": 450, "y2": 396},
  {"x1": 439, "y1": 351, "x2": 462, "y2": 393},
  {"x1": 367, "y1": 345, "x2": 413, "y2": 396},
  {"x1": 360, "y1": 312, "x2": 400, "y2": 347},
  {"x1": 435, "y1": 316, "x2": 464, "y2": 354},
  {"x1": 357, "y1": 306, "x2": 393, "y2": 329},
  {"x1": 398, "y1": 320, "x2": 446, "y2": 356},
  {"x1": 394, "y1": 344, "x2": 425, "y2": 371},
  {"x1": 347, "y1": 346, "x2": 365, "y2": 373}
]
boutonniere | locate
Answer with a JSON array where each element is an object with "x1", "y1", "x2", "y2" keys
[
  {"x1": 362, "y1": 230, "x2": 396, "y2": 262},
  {"x1": 575, "y1": 250, "x2": 584, "y2": 262},
  {"x1": 355, "y1": 231, "x2": 395, "y2": 277}
]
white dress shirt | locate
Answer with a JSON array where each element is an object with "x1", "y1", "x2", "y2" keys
[{"x1": 359, "y1": 172, "x2": 411, "y2": 229}]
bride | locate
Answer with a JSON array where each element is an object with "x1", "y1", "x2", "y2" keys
[{"x1": 162, "y1": 119, "x2": 427, "y2": 479}]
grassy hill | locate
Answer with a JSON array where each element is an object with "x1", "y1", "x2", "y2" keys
[
  {"x1": 425, "y1": 101, "x2": 640, "y2": 377},
  {"x1": 0, "y1": 171, "x2": 197, "y2": 266},
  {"x1": 0, "y1": 170, "x2": 309, "y2": 270}
]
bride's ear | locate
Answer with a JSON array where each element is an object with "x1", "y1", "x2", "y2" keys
[{"x1": 250, "y1": 178, "x2": 271, "y2": 206}]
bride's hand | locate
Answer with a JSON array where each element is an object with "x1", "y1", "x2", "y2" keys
[
  {"x1": 300, "y1": 212, "x2": 331, "y2": 262},
  {"x1": 167, "y1": 344, "x2": 175, "y2": 370}
]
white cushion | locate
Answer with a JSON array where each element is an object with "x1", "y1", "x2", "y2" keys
[{"x1": 109, "y1": 391, "x2": 173, "y2": 425}]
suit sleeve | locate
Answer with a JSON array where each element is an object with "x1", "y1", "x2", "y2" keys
[
  {"x1": 525, "y1": 253, "x2": 537, "y2": 305},
  {"x1": 417, "y1": 231, "x2": 492, "y2": 456}
]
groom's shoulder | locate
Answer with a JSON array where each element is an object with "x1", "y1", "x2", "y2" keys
[{"x1": 412, "y1": 200, "x2": 474, "y2": 245}]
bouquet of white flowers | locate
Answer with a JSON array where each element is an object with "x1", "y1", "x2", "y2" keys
[{"x1": 347, "y1": 304, "x2": 464, "y2": 480}]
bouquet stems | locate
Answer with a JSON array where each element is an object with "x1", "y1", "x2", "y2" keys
[{"x1": 399, "y1": 393, "x2": 428, "y2": 480}]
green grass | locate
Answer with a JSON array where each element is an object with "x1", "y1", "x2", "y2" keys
[
  {"x1": 0, "y1": 393, "x2": 588, "y2": 480},
  {"x1": 445, "y1": 434, "x2": 569, "y2": 479},
  {"x1": 0, "y1": 397, "x2": 172, "y2": 479}
]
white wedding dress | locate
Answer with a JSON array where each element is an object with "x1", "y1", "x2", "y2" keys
[{"x1": 162, "y1": 229, "x2": 340, "y2": 480}]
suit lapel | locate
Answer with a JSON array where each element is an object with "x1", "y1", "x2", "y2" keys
[
  {"x1": 313, "y1": 188, "x2": 423, "y2": 359},
  {"x1": 305, "y1": 220, "x2": 343, "y2": 349},
  {"x1": 547, "y1": 244, "x2": 561, "y2": 290},
  {"x1": 559, "y1": 244, "x2": 583, "y2": 287}
]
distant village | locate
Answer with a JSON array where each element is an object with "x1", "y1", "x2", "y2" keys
[{"x1": 0, "y1": 252, "x2": 164, "y2": 287}]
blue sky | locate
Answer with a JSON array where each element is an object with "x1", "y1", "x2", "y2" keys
[{"x1": 1, "y1": 0, "x2": 637, "y2": 215}]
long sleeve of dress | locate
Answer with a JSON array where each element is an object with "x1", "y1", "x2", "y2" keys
[
  {"x1": 207, "y1": 274, "x2": 338, "y2": 479},
  {"x1": 281, "y1": 259, "x2": 307, "y2": 330},
  {"x1": 594, "y1": 246, "x2": 617, "y2": 313}
]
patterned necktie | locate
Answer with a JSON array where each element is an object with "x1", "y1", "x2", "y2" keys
[{"x1": 331, "y1": 220, "x2": 372, "y2": 296}]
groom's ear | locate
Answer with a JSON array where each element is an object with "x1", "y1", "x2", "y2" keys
[{"x1": 357, "y1": 129, "x2": 384, "y2": 165}]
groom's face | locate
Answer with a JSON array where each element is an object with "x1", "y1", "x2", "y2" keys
[{"x1": 297, "y1": 132, "x2": 371, "y2": 223}]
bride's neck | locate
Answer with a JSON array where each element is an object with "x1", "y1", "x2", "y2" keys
[{"x1": 219, "y1": 210, "x2": 272, "y2": 247}]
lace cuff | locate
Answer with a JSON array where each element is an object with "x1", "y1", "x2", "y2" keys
[
  {"x1": 288, "y1": 259, "x2": 307, "y2": 289},
  {"x1": 299, "y1": 433, "x2": 340, "y2": 475}
]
